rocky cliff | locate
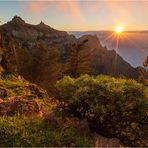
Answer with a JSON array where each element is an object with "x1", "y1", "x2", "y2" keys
[
  {"x1": 77, "y1": 35, "x2": 144, "y2": 78},
  {"x1": 0, "y1": 16, "x2": 76, "y2": 73},
  {"x1": 0, "y1": 16, "x2": 147, "y2": 90}
]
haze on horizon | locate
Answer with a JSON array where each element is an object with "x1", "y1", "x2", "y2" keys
[{"x1": 0, "y1": 1, "x2": 148, "y2": 31}]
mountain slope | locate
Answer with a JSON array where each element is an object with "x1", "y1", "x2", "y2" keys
[
  {"x1": 0, "y1": 16, "x2": 147, "y2": 93},
  {"x1": 77, "y1": 35, "x2": 147, "y2": 78},
  {"x1": 70, "y1": 31, "x2": 148, "y2": 67}
]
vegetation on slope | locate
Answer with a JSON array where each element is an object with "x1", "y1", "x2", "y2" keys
[
  {"x1": 0, "y1": 115, "x2": 92, "y2": 147},
  {"x1": 56, "y1": 75, "x2": 148, "y2": 146},
  {"x1": 0, "y1": 73, "x2": 48, "y2": 100},
  {"x1": 0, "y1": 74, "x2": 93, "y2": 147},
  {"x1": 0, "y1": 74, "x2": 147, "y2": 147}
]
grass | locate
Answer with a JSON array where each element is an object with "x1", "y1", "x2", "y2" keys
[{"x1": 0, "y1": 74, "x2": 40, "y2": 99}]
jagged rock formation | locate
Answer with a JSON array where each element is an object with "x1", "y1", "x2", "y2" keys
[
  {"x1": 78, "y1": 35, "x2": 143, "y2": 78},
  {"x1": 0, "y1": 16, "x2": 147, "y2": 90},
  {"x1": 2, "y1": 16, "x2": 76, "y2": 48}
]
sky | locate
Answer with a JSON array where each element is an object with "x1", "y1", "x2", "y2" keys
[{"x1": 0, "y1": 0, "x2": 148, "y2": 31}]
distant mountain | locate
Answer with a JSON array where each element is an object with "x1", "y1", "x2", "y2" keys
[
  {"x1": 0, "y1": 16, "x2": 147, "y2": 92},
  {"x1": 76, "y1": 35, "x2": 146, "y2": 78},
  {"x1": 69, "y1": 31, "x2": 148, "y2": 67}
]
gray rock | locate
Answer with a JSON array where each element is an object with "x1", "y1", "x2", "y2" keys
[{"x1": 93, "y1": 133, "x2": 120, "y2": 147}]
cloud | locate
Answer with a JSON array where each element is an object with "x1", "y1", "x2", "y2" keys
[
  {"x1": 27, "y1": 1, "x2": 47, "y2": 14},
  {"x1": 56, "y1": 1, "x2": 83, "y2": 19},
  {"x1": 21, "y1": 0, "x2": 84, "y2": 20}
]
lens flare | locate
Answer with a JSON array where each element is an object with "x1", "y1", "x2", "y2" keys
[{"x1": 115, "y1": 26, "x2": 123, "y2": 34}]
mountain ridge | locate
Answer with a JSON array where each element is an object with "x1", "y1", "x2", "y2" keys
[
  {"x1": 0, "y1": 16, "x2": 147, "y2": 92},
  {"x1": 69, "y1": 31, "x2": 148, "y2": 67}
]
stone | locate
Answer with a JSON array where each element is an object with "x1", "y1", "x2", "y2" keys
[{"x1": 93, "y1": 133, "x2": 120, "y2": 147}]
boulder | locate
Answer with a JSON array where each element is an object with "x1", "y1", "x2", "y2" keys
[{"x1": 93, "y1": 133, "x2": 120, "y2": 147}]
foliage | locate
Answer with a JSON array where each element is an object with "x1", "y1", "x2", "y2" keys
[
  {"x1": 0, "y1": 115, "x2": 92, "y2": 147},
  {"x1": 15, "y1": 40, "x2": 61, "y2": 95},
  {"x1": 36, "y1": 41, "x2": 62, "y2": 94},
  {"x1": 0, "y1": 73, "x2": 47, "y2": 100},
  {"x1": 64, "y1": 41, "x2": 92, "y2": 78},
  {"x1": 56, "y1": 74, "x2": 148, "y2": 146}
]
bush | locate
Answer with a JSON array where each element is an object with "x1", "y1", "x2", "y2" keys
[
  {"x1": 0, "y1": 116, "x2": 52, "y2": 147},
  {"x1": 0, "y1": 115, "x2": 92, "y2": 147},
  {"x1": 56, "y1": 75, "x2": 148, "y2": 146}
]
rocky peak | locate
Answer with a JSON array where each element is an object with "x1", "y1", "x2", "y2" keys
[
  {"x1": 37, "y1": 21, "x2": 53, "y2": 30},
  {"x1": 10, "y1": 15, "x2": 26, "y2": 25},
  {"x1": 40, "y1": 21, "x2": 45, "y2": 25}
]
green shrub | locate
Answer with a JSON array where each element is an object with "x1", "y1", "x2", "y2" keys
[
  {"x1": 0, "y1": 116, "x2": 52, "y2": 147},
  {"x1": 56, "y1": 74, "x2": 148, "y2": 146},
  {"x1": 0, "y1": 115, "x2": 92, "y2": 147}
]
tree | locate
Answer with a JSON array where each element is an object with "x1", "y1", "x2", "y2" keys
[
  {"x1": 35, "y1": 41, "x2": 61, "y2": 94},
  {"x1": 0, "y1": 32, "x2": 3, "y2": 79},
  {"x1": 143, "y1": 56, "x2": 148, "y2": 67},
  {"x1": 64, "y1": 40, "x2": 92, "y2": 78}
]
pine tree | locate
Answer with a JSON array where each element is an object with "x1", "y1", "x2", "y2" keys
[
  {"x1": 36, "y1": 41, "x2": 61, "y2": 94},
  {"x1": 143, "y1": 56, "x2": 148, "y2": 67},
  {"x1": 65, "y1": 40, "x2": 92, "y2": 78}
]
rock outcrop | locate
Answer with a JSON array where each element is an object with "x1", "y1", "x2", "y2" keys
[
  {"x1": 78, "y1": 35, "x2": 144, "y2": 78},
  {"x1": 0, "y1": 74, "x2": 49, "y2": 117},
  {"x1": 0, "y1": 97, "x2": 40, "y2": 116}
]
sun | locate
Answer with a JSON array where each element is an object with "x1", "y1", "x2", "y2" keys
[{"x1": 115, "y1": 26, "x2": 123, "y2": 34}]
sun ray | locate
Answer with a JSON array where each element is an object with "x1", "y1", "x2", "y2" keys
[
  {"x1": 115, "y1": 26, "x2": 123, "y2": 34},
  {"x1": 122, "y1": 33, "x2": 147, "y2": 54},
  {"x1": 114, "y1": 34, "x2": 120, "y2": 75},
  {"x1": 102, "y1": 32, "x2": 115, "y2": 43}
]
